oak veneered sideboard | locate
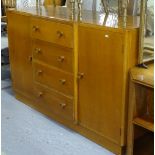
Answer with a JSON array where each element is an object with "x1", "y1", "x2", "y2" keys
[{"x1": 7, "y1": 6, "x2": 139, "y2": 155}]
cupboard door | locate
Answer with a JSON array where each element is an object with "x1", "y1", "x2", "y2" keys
[
  {"x1": 78, "y1": 26, "x2": 124, "y2": 145},
  {"x1": 7, "y1": 12, "x2": 34, "y2": 98}
]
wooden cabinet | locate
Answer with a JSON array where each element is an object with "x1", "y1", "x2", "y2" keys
[
  {"x1": 7, "y1": 7, "x2": 139, "y2": 155},
  {"x1": 78, "y1": 26, "x2": 124, "y2": 145},
  {"x1": 7, "y1": 12, "x2": 34, "y2": 99},
  {"x1": 127, "y1": 64, "x2": 154, "y2": 155}
]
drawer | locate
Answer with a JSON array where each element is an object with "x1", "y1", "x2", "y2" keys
[
  {"x1": 31, "y1": 18, "x2": 73, "y2": 48},
  {"x1": 34, "y1": 84, "x2": 73, "y2": 121},
  {"x1": 32, "y1": 40, "x2": 73, "y2": 73},
  {"x1": 33, "y1": 62, "x2": 74, "y2": 96}
]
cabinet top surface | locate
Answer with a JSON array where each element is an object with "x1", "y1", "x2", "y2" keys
[
  {"x1": 7, "y1": 5, "x2": 139, "y2": 29},
  {"x1": 130, "y1": 63, "x2": 154, "y2": 88}
]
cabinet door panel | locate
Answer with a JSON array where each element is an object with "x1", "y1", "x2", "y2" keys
[
  {"x1": 7, "y1": 12, "x2": 34, "y2": 98},
  {"x1": 78, "y1": 26, "x2": 124, "y2": 144}
]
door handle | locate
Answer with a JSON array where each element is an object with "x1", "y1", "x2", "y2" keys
[
  {"x1": 28, "y1": 56, "x2": 32, "y2": 62},
  {"x1": 78, "y1": 73, "x2": 84, "y2": 79}
]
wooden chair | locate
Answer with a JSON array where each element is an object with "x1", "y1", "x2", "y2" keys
[{"x1": 43, "y1": 0, "x2": 66, "y2": 6}]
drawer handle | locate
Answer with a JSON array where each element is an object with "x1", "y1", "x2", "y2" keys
[
  {"x1": 59, "y1": 103, "x2": 66, "y2": 109},
  {"x1": 37, "y1": 70, "x2": 43, "y2": 75},
  {"x1": 59, "y1": 79, "x2": 66, "y2": 85},
  {"x1": 35, "y1": 48, "x2": 41, "y2": 54},
  {"x1": 32, "y1": 26, "x2": 39, "y2": 32},
  {"x1": 57, "y1": 31, "x2": 64, "y2": 38},
  {"x1": 57, "y1": 56, "x2": 65, "y2": 62},
  {"x1": 38, "y1": 92, "x2": 43, "y2": 97}
]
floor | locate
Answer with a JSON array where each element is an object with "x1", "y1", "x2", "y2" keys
[
  {"x1": 1, "y1": 84, "x2": 114, "y2": 155},
  {"x1": 1, "y1": 24, "x2": 114, "y2": 155}
]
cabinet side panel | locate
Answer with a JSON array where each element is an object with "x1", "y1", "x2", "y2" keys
[
  {"x1": 120, "y1": 29, "x2": 139, "y2": 146},
  {"x1": 7, "y1": 12, "x2": 34, "y2": 99}
]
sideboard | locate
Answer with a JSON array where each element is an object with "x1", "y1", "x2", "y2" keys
[{"x1": 7, "y1": 6, "x2": 139, "y2": 155}]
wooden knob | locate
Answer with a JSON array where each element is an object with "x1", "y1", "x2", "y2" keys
[
  {"x1": 35, "y1": 48, "x2": 41, "y2": 54},
  {"x1": 28, "y1": 56, "x2": 32, "y2": 62},
  {"x1": 57, "y1": 56, "x2": 65, "y2": 62},
  {"x1": 37, "y1": 70, "x2": 43, "y2": 75},
  {"x1": 59, "y1": 79, "x2": 66, "y2": 85},
  {"x1": 57, "y1": 31, "x2": 64, "y2": 38},
  {"x1": 38, "y1": 92, "x2": 43, "y2": 97},
  {"x1": 59, "y1": 103, "x2": 66, "y2": 109},
  {"x1": 78, "y1": 73, "x2": 84, "y2": 79},
  {"x1": 32, "y1": 26, "x2": 39, "y2": 32}
]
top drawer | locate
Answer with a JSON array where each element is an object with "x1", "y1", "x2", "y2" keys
[{"x1": 31, "y1": 18, "x2": 73, "y2": 48}]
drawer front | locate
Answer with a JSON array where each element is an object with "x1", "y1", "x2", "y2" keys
[
  {"x1": 34, "y1": 84, "x2": 73, "y2": 121},
  {"x1": 32, "y1": 40, "x2": 73, "y2": 73},
  {"x1": 33, "y1": 62, "x2": 74, "y2": 96},
  {"x1": 31, "y1": 18, "x2": 73, "y2": 48}
]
